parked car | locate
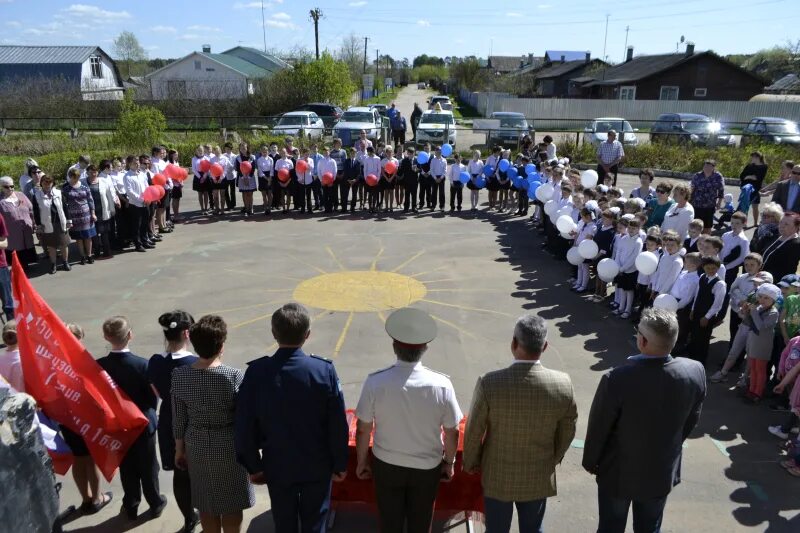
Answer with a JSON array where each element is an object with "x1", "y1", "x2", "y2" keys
[
  {"x1": 741, "y1": 117, "x2": 800, "y2": 146},
  {"x1": 271, "y1": 111, "x2": 325, "y2": 139},
  {"x1": 650, "y1": 113, "x2": 735, "y2": 146},
  {"x1": 369, "y1": 103, "x2": 389, "y2": 117},
  {"x1": 487, "y1": 112, "x2": 532, "y2": 147},
  {"x1": 427, "y1": 95, "x2": 452, "y2": 110},
  {"x1": 292, "y1": 102, "x2": 343, "y2": 130},
  {"x1": 332, "y1": 106, "x2": 383, "y2": 141},
  {"x1": 583, "y1": 117, "x2": 639, "y2": 147},
  {"x1": 416, "y1": 110, "x2": 457, "y2": 148},
  {"x1": 417, "y1": 82, "x2": 427, "y2": 89}
]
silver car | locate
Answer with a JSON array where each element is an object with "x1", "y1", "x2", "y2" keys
[{"x1": 272, "y1": 111, "x2": 325, "y2": 140}]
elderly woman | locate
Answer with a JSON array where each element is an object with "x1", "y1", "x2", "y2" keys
[
  {"x1": 761, "y1": 212, "x2": 800, "y2": 282},
  {"x1": 0, "y1": 176, "x2": 37, "y2": 269},
  {"x1": 645, "y1": 181, "x2": 676, "y2": 228},
  {"x1": 660, "y1": 183, "x2": 695, "y2": 241},
  {"x1": 62, "y1": 167, "x2": 97, "y2": 265},
  {"x1": 750, "y1": 202, "x2": 784, "y2": 255},
  {"x1": 85, "y1": 164, "x2": 118, "y2": 259},
  {"x1": 32, "y1": 174, "x2": 71, "y2": 274}
]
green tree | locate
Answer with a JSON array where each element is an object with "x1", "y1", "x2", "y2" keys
[
  {"x1": 114, "y1": 91, "x2": 166, "y2": 148},
  {"x1": 450, "y1": 58, "x2": 485, "y2": 91},
  {"x1": 729, "y1": 40, "x2": 800, "y2": 82},
  {"x1": 411, "y1": 65, "x2": 448, "y2": 84},
  {"x1": 413, "y1": 54, "x2": 445, "y2": 68},
  {"x1": 113, "y1": 31, "x2": 147, "y2": 78}
]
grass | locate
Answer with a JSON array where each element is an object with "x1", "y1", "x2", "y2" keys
[{"x1": 362, "y1": 89, "x2": 399, "y2": 106}]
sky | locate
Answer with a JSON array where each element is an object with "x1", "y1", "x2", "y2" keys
[{"x1": 1, "y1": 0, "x2": 798, "y2": 63}]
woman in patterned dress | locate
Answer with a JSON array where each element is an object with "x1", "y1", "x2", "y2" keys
[
  {"x1": 62, "y1": 167, "x2": 96, "y2": 265},
  {"x1": 0, "y1": 175, "x2": 37, "y2": 268},
  {"x1": 172, "y1": 315, "x2": 254, "y2": 533}
]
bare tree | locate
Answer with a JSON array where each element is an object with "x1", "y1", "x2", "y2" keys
[
  {"x1": 335, "y1": 33, "x2": 364, "y2": 84},
  {"x1": 113, "y1": 31, "x2": 147, "y2": 78}
]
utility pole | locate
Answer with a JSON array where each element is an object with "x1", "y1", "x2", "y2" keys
[
  {"x1": 623, "y1": 25, "x2": 629, "y2": 62},
  {"x1": 260, "y1": 0, "x2": 267, "y2": 53},
  {"x1": 363, "y1": 36, "x2": 369, "y2": 74},
  {"x1": 309, "y1": 8, "x2": 323, "y2": 60},
  {"x1": 602, "y1": 14, "x2": 609, "y2": 63},
  {"x1": 376, "y1": 48, "x2": 379, "y2": 81}
]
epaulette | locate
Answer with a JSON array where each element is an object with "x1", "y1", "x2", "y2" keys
[
  {"x1": 310, "y1": 354, "x2": 333, "y2": 363},
  {"x1": 367, "y1": 365, "x2": 394, "y2": 376},
  {"x1": 245, "y1": 355, "x2": 270, "y2": 366},
  {"x1": 422, "y1": 365, "x2": 450, "y2": 378}
]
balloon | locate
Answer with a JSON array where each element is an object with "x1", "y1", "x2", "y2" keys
[
  {"x1": 416, "y1": 151, "x2": 429, "y2": 164},
  {"x1": 483, "y1": 165, "x2": 494, "y2": 177},
  {"x1": 581, "y1": 169, "x2": 599, "y2": 188},
  {"x1": 441, "y1": 143, "x2": 453, "y2": 157},
  {"x1": 240, "y1": 161, "x2": 253, "y2": 175},
  {"x1": 535, "y1": 183, "x2": 554, "y2": 202},
  {"x1": 560, "y1": 231, "x2": 574, "y2": 239},
  {"x1": 518, "y1": 179, "x2": 529, "y2": 191},
  {"x1": 277, "y1": 168, "x2": 290, "y2": 182},
  {"x1": 528, "y1": 171, "x2": 541, "y2": 183},
  {"x1": 164, "y1": 164, "x2": 180, "y2": 179},
  {"x1": 385, "y1": 161, "x2": 397, "y2": 175},
  {"x1": 498, "y1": 159, "x2": 510, "y2": 172},
  {"x1": 459, "y1": 171, "x2": 470, "y2": 185},
  {"x1": 525, "y1": 163, "x2": 536, "y2": 175},
  {"x1": 557, "y1": 206, "x2": 573, "y2": 220},
  {"x1": 527, "y1": 185, "x2": 539, "y2": 200},
  {"x1": 199, "y1": 159, "x2": 211, "y2": 173},
  {"x1": 153, "y1": 184, "x2": 165, "y2": 200},
  {"x1": 556, "y1": 215, "x2": 576, "y2": 234},
  {"x1": 653, "y1": 294, "x2": 680, "y2": 311},
  {"x1": 543, "y1": 200, "x2": 558, "y2": 217},
  {"x1": 475, "y1": 177, "x2": 487, "y2": 189},
  {"x1": 597, "y1": 258, "x2": 619, "y2": 282},
  {"x1": 579, "y1": 239, "x2": 599, "y2": 259},
  {"x1": 177, "y1": 167, "x2": 189, "y2": 182},
  {"x1": 322, "y1": 172, "x2": 335, "y2": 186},
  {"x1": 210, "y1": 163, "x2": 224, "y2": 179},
  {"x1": 507, "y1": 166, "x2": 518, "y2": 179},
  {"x1": 366, "y1": 174, "x2": 379, "y2": 186},
  {"x1": 567, "y1": 247, "x2": 583, "y2": 266},
  {"x1": 635, "y1": 251, "x2": 659, "y2": 276},
  {"x1": 152, "y1": 173, "x2": 167, "y2": 187},
  {"x1": 296, "y1": 159, "x2": 308, "y2": 173},
  {"x1": 143, "y1": 185, "x2": 161, "y2": 203}
]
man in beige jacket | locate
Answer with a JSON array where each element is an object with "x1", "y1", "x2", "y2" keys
[{"x1": 463, "y1": 313, "x2": 577, "y2": 533}]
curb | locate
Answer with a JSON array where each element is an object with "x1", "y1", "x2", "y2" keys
[{"x1": 570, "y1": 163, "x2": 740, "y2": 186}]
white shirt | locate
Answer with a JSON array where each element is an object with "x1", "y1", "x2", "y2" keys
[
  {"x1": 159, "y1": 349, "x2": 194, "y2": 360},
  {"x1": 361, "y1": 155, "x2": 382, "y2": 179},
  {"x1": 0, "y1": 348, "x2": 23, "y2": 393},
  {"x1": 670, "y1": 270, "x2": 700, "y2": 309},
  {"x1": 191, "y1": 156, "x2": 207, "y2": 178},
  {"x1": 448, "y1": 162, "x2": 465, "y2": 183},
  {"x1": 650, "y1": 251, "x2": 684, "y2": 294},
  {"x1": 692, "y1": 273, "x2": 727, "y2": 319},
  {"x1": 123, "y1": 169, "x2": 149, "y2": 207},
  {"x1": 151, "y1": 157, "x2": 167, "y2": 176},
  {"x1": 575, "y1": 219, "x2": 596, "y2": 246},
  {"x1": 296, "y1": 157, "x2": 315, "y2": 185},
  {"x1": 356, "y1": 360, "x2": 463, "y2": 470},
  {"x1": 429, "y1": 156, "x2": 447, "y2": 177},
  {"x1": 545, "y1": 143, "x2": 557, "y2": 161},
  {"x1": 317, "y1": 157, "x2": 338, "y2": 179},
  {"x1": 467, "y1": 160, "x2": 484, "y2": 176},
  {"x1": 660, "y1": 203, "x2": 695, "y2": 241},
  {"x1": 721, "y1": 231, "x2": 750, "y2": 269},
  {"x1": 257, "y1": 154, "x2": 274, "y2": 178},
  {"x1": 614, "y1": 234, "x2": 643, "y2": 273},
  {"x1": 66, "y1": 163, "x2": 87, "y2": 182},
  {"x1": 222, "y1": 153, "x2": 237, "y2": 180},
  {"x1": 729, "y1": 273, "x2": 758, "y2": 312}
]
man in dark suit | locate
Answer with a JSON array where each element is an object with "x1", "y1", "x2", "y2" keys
[
  {"x1": 399, "y1": 147, "x2": 419, "y2": 213},
  {"x1": 771, "y1": 163, "x2": 800, "y2": 213},
  {"x1": 96, "y1": 316, "x2": 166, "y2": 520},
  {"x1": 235, "y1": 303, "x2": 349, "y2": 533},
  {"x1": 583, "y1": 308, "x2": 706, "y2": 533},
  {"x1": 341, "y1": 147, "x2": 362, "y2": 213}
]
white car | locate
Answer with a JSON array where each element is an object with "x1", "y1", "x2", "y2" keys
[
  {"x1": 272, "y1": 111, "x2": 325, "y2": 139},
  {"x1": 583, "y1": 117, "x2": 639, "y2": 147},
  {"x1": 333, "y1": 107, "x2": 383, "y2": 140},
  {"x1": 428, "y1": 95, "x2": 452, "y2": 111},
  {"x1": 416, "y1": 110, "x2": 457, "y2": 148}
]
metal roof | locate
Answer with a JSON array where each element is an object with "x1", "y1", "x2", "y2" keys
[
  {"x1": 766, "y1": 74, "x2": 800, "y2": 94},
  {"x1": 203, "y1": 53, "x2": 272, "y2": 78},
  {"x1": 221, "y1": 47, "x2": 292, "y2": 73},
  {"x1": 0, "y1": 45, "x2": 100, "y2": 64},
  {"x1": 545, "y1": 51, "x2": 589, "y2": 63}
]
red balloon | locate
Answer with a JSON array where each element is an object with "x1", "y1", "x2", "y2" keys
[
  {"x1": 177, "y1": 167, "x2": 189, "y2": 182},
  {"x1": 152, "y1": 173, "x2": 167, "y2": 187},
  {"x1": 153, "y1": 184, "x2": 165, "y2": 200},
  {"x1": 296, "y1": 159, "x2": 308, "y2": 173},
  {"x1": 199, "y1": 159, "x2": 211, "y2": 173},
  {"x1": 143, "y1": 185, "x2": 160, "y2": 203},
  {"x1": 278, "y1": 168, "x2": 290, "y2": 182},
  {"x1": 164, "y1": 164, "x2": 180, "y2": 179},
  {"x1": 366, "y1": 174, "x2": 379, "y2": 186},
  {"x1": 385, "y1": 161, "x2": 397, "y2": 175},
  {"x1": 322, "y1": 172, "x2": 334, "y2": 186},
  {"x1": 210, "y1": 163, "x2": 224, "y2": 179},
  {"x1": 240, "y1": 161, "x2": 253, "y2": 175}
]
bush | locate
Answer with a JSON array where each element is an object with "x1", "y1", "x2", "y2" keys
[{"x1": 113, "y1": 92, "x2": 167, "y2": 148}]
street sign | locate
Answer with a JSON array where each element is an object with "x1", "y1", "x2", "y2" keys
[
  {"x1": 362, "y1": 74, "x2": 374, "y2": 89},
  {"x1": 384, "y1": 77, "x2": 393, "y2": 88}
]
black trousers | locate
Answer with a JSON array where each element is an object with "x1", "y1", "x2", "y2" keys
[
  {"x1": 450, "y1": 183, "x2": 463, "y2": 209},
  {"x1": 431, "y1": 178, "x2": 446, "y2": 208},
  {"x1": 271, "y1": 179, "x2": 282, "y2": 208},
  {"x1": 128, "y1": 205, "x2": 150, "y2": 248},
  {"x1": 322, "y1": 185, "x2": 336, "y2": 212},
  {"x1": 267, "y1": 479, "x2": 332, "y2": 533},
  {"x1": 597, "y1": 163, "x2": 619, "y2": 186},
  {"x1": 339, "y1": 180, "x2": 352, "y2": 211},
  {"x1": 686, "y1": 319, "x2": 714, "y2": 366},
  {"x1": 296, "y1": 184, "x2": 313, "y2": 211},
  {"x1": 120, "y1": 432, "x2": 161, "y2": 511},
  {"x1": 517, "y1": 191, "x2": 529, "y2": 213},
  {"x1": 418, "y1": 176, "x2": 430, "y2": 208},
  {"x1": 225, "y1": 180, "x2": 237, "y2": 209},
  {"x1": 404, "y1": 181, "x2": 418, "y2": 211},
  {"x1": 311, "y1": 179, "x2": 321, "y2": 208},
  {"x1": 173, "y1": 468, "x2": 194, "y2": 523},
  {"x1": 672, "y1": 307, "x2": 692, "y2": 356},
  {"x1": 373, "y1": 457, "x2": 441, "y2": 533}
]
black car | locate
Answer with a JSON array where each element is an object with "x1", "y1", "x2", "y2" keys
[
  {"x1": 650, "y1": 113, "x2": 735, "y2": 147},
  {"x1": 292, "y1": 103, "x2": 344, "y2": 130},
  {"x1": 741, "y1": 117, "x2": 800, "y2": 146}
]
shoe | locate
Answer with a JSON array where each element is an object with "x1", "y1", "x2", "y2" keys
[
  {"x1": 49, "y1": 263, "x2": 57, "y2": 274},
  {"x1": 609, "y1": 302, "x2": 619, "y2": 309},
  {"x1": 83, "y1": 492, "x2": 113, "y2": 515},
  {"x1": 568, "y1": 277, "x2": 577, "y2": 284},
  {"x1": 620, "y1": 312, "x2": 631, "y2": 319},
  {"x1": 142, "y1": 243, "x2": 155, "y2": 249},
  {"x1": 123, "y1": 505, "x2": 138, "y2": 520},
  {"x1": 412, "y1": 208, "x2": 419, "y2": 213},
  {"x1": 80, "y1": 256, "x2": 86, "y2": 265},
  {"x1": 148, "y1": 495, "x2": 168, "y2": 519},
  {"x1": 183, "y1": 512, "x2": 200, "y2": 533},
  {"x1": 575, "y1": 287, "x2": 587, "y2": 294},
  {"x1": 87, "y1": 256, "x2": 95, "y2": 264},
  {"x1": 709, "y1": 371, "x2": 728, "y2": 383},
  {"x1": 102, "y1": 252, "x2": 113, "y2": 259},
  {"x1": 768, "y1": 425, "x2": 790, "y2": 439},
  {"x1": 152, "y1": 235, "x2": 163, "y2": 242},
  {"x1": 769, "y1": 402, "x2": 791, "y2": 412},
  {"x1": 244, "y1": 211, "x2": 250, "y2": 217},
  {"x1": 736, "y1": 375, "x2": 747, "y2": 388},
  {"x1": 611, "y1": 308, "x2": 621, "y2": 315},
  {"x1": 62, "y1": 261, "x2": 71, "y2": 271},
  {"x1": 134, "y1": 246, "x2": 146, "y2": 253}
]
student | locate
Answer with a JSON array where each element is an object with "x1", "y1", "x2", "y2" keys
[
  {"x1": 684, "y1": 219, "x2": 704, "y2": 254},
  {"x1": 309, "y1": 144, "x2": 323, "y2": 211},
  {"x1": 417, "y1": 143, "x2": 433, "y2": 210},
  {"x1": 744, "y1": 284, "x2": 781, "y2": 401},
  {"x1": 295, "y1": 148, "x2": 315, "y2": 214},
  {"x1": 686, "y1": 256, "x2": 727, "y2": 366},
  {"x1": 497, "y1": 158, "x2": 512, "y2": 213},
  {"x1": 236, "y1": 142, "x2": 257, "y2": 217},
  {"x1": 208, "y1": 146, "x2": 226, "y2": 216},
  {"x1": 96, "y1": 316, "x2": 166, "y2": 520},
  {"x1": 429, "y1": 147, "x2": 447, "y2": 211},
  {"x1": 255, "y1": 144, "x2": 274, "y2": 216},
  {"x1": 150, "y1": 146, "x2": 170, "y2": 232},
  {"x1": 591, "y1": 209, "x2": 617, "y2": 302},
  {"x1": 487, "y1": 150, "x2": 503, "y2": 210},
  {"x1": 362, "y1": 146, "x2": 382, "y2": 214},
  {"x1": 634, "y1": 234, "x2": 662, "y2": 317},
  {"x1": 222, "y1": 143, "x2": 238, "y2": 212},
  {"x1": 330, "y1": 138, "x2": 347, "y2": 211},
  {"x1": 380, "y1": 146, "x2": 398, "y2": 212},
  {"x1": 166, "y1": 150, "x2": 183, "y2": 223},
  {"x1": 613, "y1": 218, "x2": 643, "y2": 319},
  {"x1": 399, "y1": 147, "x2": 418, "y2": 213},
  {"x1": 465, "y1": 150, "x2": 483, "y2": 213},
  {"x1": 630, "y1": 169, "x2": 656, "y2": 202},
  {"x1": 269, "y1": 142, "x2": 282, "y2": 210},
  {"x1": 274, "y1": 149, "x2": 294, "y2": 214},
  {"x1": 650, "y1": 231, "x2": 684, "y2": 300},
  {"x1": 670, "y1": 252, "x2": 702, "y2": 355},
  {"x1": 726, "y1": 254, "x2": 767, "y2": 364},
  {"x1": 318, "y1": 146, "x2": 338, "y2": 214},
  {"x1": 191, "y1": 145, "x2": 210, "y2": 215},
  {"x1": 573, "y1": 207, "x2": 597, "y2": 293},
  {"x1": 449, "y1": 152, "x2": 466, "y2": 212},
  {"x1": 122, "y1": 156, "x2": 151, "y2": 252},
  {"x1": 770, "y1": 334, "x2": 800, "y2": 440},
  {"x1": 699, "y1": 235, "x2": 727, "y2": 281},
  {"x1": 515, "y1": 156, "x2": 532, "y2": 216},
  {"x1": 721, "y1": 212, "x2": 751, "y2": 287},
  {"x1": 342, "y1": 147, "x2": 362, "y2": 213}
]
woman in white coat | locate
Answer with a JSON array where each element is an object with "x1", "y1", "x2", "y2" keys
[
  {"x1": 32, "y1": 174, "x2": 71, "y2": 274},
  {"x1": 86, "y1": 164, "x2": 119, "y2": 259}
]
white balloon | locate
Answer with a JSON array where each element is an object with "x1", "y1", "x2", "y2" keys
[
  {"x1": 579, "y1": 239, "x2": 599, "y2": 259},
  {"x1": 597, "y1": 258, "x2": 619, "y2": 282},
  {"x1": 581, "y1": 169, "x2": 599, "y2": 188},
  {"x1": 635, "y1": 251, "x2": 659, "y2": 276},
  {"x1": 567, "y1": 247, "x2": 583, "y2": 265},
  {"x1": 560, "y1": 231, "x2": 574, "y2": 239},
  {"x1": 535, "y1": 183, "x2": 554, "y2": 203},
  {"x1": 557, "y1": 206, "x2": 573, "y2": 220},
  {"x1": 556, "y1": 215, "x2": 576, "y2": 234},
  {"x1": 653, "y1": 294, "x2": 679, "y2": 311},
  {"x1": 544, "y1": 200, "x2": 558, "y2": 217}
]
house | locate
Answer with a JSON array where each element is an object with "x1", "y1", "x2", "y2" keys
[
  {"x1": 576, "y1": 45, "x2": 765, "y2": 101},
  {"x1": 486, "y1": 54, "x2": 542, "y2": 75},
  {"x1": 545, "y1": 50, "x2": 591, "y2": 63},
  {"x1": 765, "y1": 73, "x2": 800, "y2": 95},
  {"x1": 525, "y1": 56, "x2": 607, "y2": 97},
  {"x1": 145, "y1": 45, "x2": 289, "y2": 100},
  {"x1": 0, "y1": 45, "x2": 124, "y2": 100}
]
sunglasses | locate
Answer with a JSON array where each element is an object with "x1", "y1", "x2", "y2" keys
[
  {"x1": 1, "y1": 185, "x2": 11, "y2": 190},
  {"x1": 656, "y1": 190, "x2": 668, "y2": 194}
]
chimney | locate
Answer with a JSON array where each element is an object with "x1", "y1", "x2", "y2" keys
[
  {"x1": 585, "y1": 51, "x2": 590, "y2": 63},
  {"x1": 560, "y1": 54, "x2": 565, "y2": 63},
  {"x1": 202, "y1": 44, "x2": 211, "y2": 53},
  {"x1": 685, "y1": 42, "x2": 695, "y2": 57},
  {"x1": 625, "y1": 46, "x2": 634, "y2": 63},
  {"x1": 528, "y1": 53, "x2": 534, "y2": 65}
]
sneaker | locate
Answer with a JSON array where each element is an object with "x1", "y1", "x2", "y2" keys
[
  {"x1": 612, "y1": 308, "x2": 621, "y2": 316},
  {"x1": 609, "y1": 302, "x2": 619, "y2": 309},
  {"x1": 709, "y1": 371, "x2": 728, "y2": 383},
  {"x1": 568, "y1": 277, "x2": 577, "y2": 284},
  {"x1": 736, "y1": 375, "x2": 747, "y2": 388},
  {"x1": 620, "y1": 312, "x2": 631, "y2": 319},
  {"x1": 768, "y1": 425, "x2": 790, "y2": 440}
]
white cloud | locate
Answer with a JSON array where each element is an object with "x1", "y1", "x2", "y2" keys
[
  {"x1": 62, "y1": 4, "x2": 131, "y2": 21},
  {"x1": 348, "y1": 1, "x2": 367, "y2": 5},
  {"x1": 177, "y1": 33, "x2": 201, "y2": 41},
  {"x1": 233, "y1": 1, "x2": 280, "y2": 8},
  {"x1": 272, "y1": 12, "x2": 291, "y2": 20},
  {"x1": 265, "y1": 19, "x2": 296, "y2": 29},
  {"x1": 152, "y1": 25, "x2": 177, "y2": 33},
  {"x1": 417, "y1": 19, "x2": 430, "y2": 26},
  {"x1": 6, "y1": 20, "x2": 21, "y2": 28},
  {"x1": 187, "y1": 24, "x2": 222, "y2": 32},
  {"x1": 506, "y1": 12, "x2": 523, "y2": 17}
]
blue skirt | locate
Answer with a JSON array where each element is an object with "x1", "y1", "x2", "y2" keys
[{"x1": 69, "y1": 227, "x2": 97, "y2": 240}]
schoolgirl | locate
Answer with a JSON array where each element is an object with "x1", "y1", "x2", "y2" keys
[
  {"x1": 466, "y1": 150, "x2": 484, "y2": 212},
  {"x1": 256, "y1": 144, "x2": 274, "y2": 216},
  {"x1": 235, "y1": 142, "x2": 257, "y2": 217},
  {"x1": 191, "y1": 145, "x2": 210, "y2": 215},
  {"x1": 167, "y1": 150, "x2": 182, "y2": 223},
  {"x1": 274, "y1": 149, "x2": 294, "y2": 213},
  {"x1": 380, "y1": 146, "x2": 399, "y2": 212},
  {"x1": 572, "y1": 207, "x2": 597, "y2": 293}
]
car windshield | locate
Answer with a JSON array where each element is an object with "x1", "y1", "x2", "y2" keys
[
  {"x1": 420, "y1": 114, "x2": 455, "y2": 125},
  {"x1": 499, "y1": 118, "x2": 528, "y2": 128},
  {"x1": 767, "y1": 121, "x2": 800, "y2": 134},
  {"x1": 278, "y1": 116, "x2": 307, "y2": 126},
  {"x1": 593, "y1": 120, "x2": 633, "y2": 132},
  {"x1": 340, "y1": 112, "x2": 374, "y2": 123},
  {"x1": 682, "y1": 118, "x2": 712, "y2": 132}
]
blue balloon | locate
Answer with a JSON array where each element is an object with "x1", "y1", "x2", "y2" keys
[
  {"x1": 498, "y1": 159, "x2": 510, "y2": 172},
  {"x1": 528, "y1": 187, "x2": 538, "y2": 200},
  {"x1": 528, "y1": 171, "x2": 541, "y2": 182},
  {"x1": 525, "y1": 163, "x2": 536, "y2": 175},
  {"x1": 441, "y1": 143, "x2": 453, "y2": 157},
  {"x1": 507, "y1": 166, "x2": 518, "y2": 179},
  {"x1": 528, "y1": 180, "x2": 541, "y2": 193},
  {"x1": 459, "y1": 171, "x2": 470, "y2": 185},
  {"x1": 417, "y1": 151, "x2": 429, "y2": 165},
  {"x1": 518, "y1": 179, "x2": 530, "y2": 191},
  {"x1": 475, "y1": 177, "x2": 487, "y2": 189},
  {"x1": 511, "y1": 176, "x2": 523, "y2": 189},
  {"x1": 483, "y1": 165, "x2": 494, "y2": 177}
]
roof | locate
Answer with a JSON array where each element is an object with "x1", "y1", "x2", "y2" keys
[
  {"x1": 204, "y1": 53, "x2": 271, "y2": 77},
  {"x1": 0, "y1": 45, "x2": 102, "y2": 64},
  {"x1": 422, "y1": 109, "x2": 453, "y2": 115},
  {"x1": 545, "y1": 50, "x2": 590, "y2": 63},
  {"x1": 753, "y1": 116, "x2": 794, "y2": 123},
  {"x1": 487, "y1": 55, "x2": 528, "y2": 72},
  {"x1": 533, "y1": 59, "x2": 603, "y2": 80},
  {"x1": 282, "y1": 111, "x2": 316, "y2": 116},
  {"x1": 346, "y1": 106, "x2": 372, "y2": 112},
  {"x1": 490, "y1": 112, "x2": 525, "y2": 117},
  {"x1": 220, "y1": 46, "x2": 292, "y2": 73},
  {"x1": 766, "y1": 73, "x2": 800, "y2": 94}
]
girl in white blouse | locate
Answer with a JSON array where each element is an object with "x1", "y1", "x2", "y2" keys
[{"x1": 467, "y1": 150, "x2": 484, "y2": 212}]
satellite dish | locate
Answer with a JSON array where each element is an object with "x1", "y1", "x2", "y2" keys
[{"x1": 680, "y1": 35, "x2": 685, "y2": 43}]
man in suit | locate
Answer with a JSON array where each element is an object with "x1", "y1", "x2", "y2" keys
[
  {"x1": 583, "y1": 308, "x2": 707, "y2": 533},
  {"x1": 341, "y1": 147, "x2": 362, "y2": 213},
  {"x1": 400, "y1": 147, "x2": 419, "y2": 213},
  {"x1": 463, "y1": 314, "x2": 577, "y2": 533},
  {"x1": 235, "y1": 303, "x2": 349, "y2": 533},
  {"x1": 771, "y1": 163, "x2": 800, "y2": 213}
]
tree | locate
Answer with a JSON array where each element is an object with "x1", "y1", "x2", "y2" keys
[
  {"x1": 450, "y1": 57, "x2": 485, "y2": 91},
  {"x1": 729, "y1": 40, "x2": 800, "y2": 82},
  {"x1": 335, "y1": 33, "x2": 365, "y2": 83},
  {"x1": 113, "y1": 31, "x2": 147, "y2": 78},
  {"x1": 413, "y1": 54, "x2": 445, "y2": 68},
  {"x1": 114, "y1": 91, "x2": 166, "y2": 148}
]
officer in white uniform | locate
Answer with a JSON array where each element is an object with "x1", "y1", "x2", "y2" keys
[{"x1": 354, "y1": 307, "x2": 463, "y2": 533}]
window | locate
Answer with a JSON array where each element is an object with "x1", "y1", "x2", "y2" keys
[
  {"x1": 247, "y1": 82, "x2": 254, "y2": 95},
  {"x1": 89, "y1": 56, "x2": 102, "y2": 79},
  {"x1": 619, "y1": 86, "x2": 636, "y2": 100},
  {"x1": 167, "y1": 80, "x2": 187, "y2": 99},
  {"x1": 194, "y1": 60, "x2": 201, "y2": 70},
  {"x1": 659, "y1": 86, "x2": 680, "y2": 100},
  {"x1": 694, "y1": 88, "x2": 707, "y2": 97}
]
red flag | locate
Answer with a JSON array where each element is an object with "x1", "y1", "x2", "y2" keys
[{"x1": 11, "y1": 254, "x2": 148, "y2": 481}]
